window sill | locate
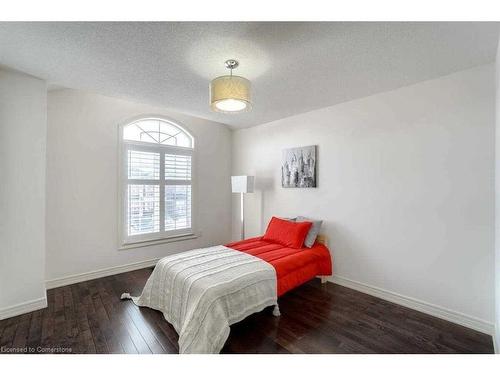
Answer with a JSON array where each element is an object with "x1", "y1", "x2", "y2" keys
[{"x1": 119, "y1": 233, "x2": 199, "y2": 250}]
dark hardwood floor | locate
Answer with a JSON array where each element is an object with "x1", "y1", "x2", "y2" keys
[{"x1": 0, "y1": 267, "x2": 493, "y2": 354}]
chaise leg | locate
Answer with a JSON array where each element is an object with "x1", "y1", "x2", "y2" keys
[
  {"x1": 272, "y1": 304, "x2": 281, "y2": 317},
  {"x1": 121, "y1": 292, "x2": 131, "y2": 299},
  {"x1": 320, "y1": 276, "x2": 328, "y2": 284}
]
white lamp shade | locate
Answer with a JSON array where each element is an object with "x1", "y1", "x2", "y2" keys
[
  {"x1": 210, "y1": 75, "x2": 251, "y2": 113},
  {"x1": 231, "y1": 175, "x2": 254, "y2": 193}
]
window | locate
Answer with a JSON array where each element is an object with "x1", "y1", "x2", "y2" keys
[{"x1": 120, "y1": 117, "x2": 194, "y2": 246}]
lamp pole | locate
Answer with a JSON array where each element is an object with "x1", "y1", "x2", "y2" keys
[
  {"x1": 240, "y1": 192, "x2": 245, "y2": 240},
  {"x1": 231, "y1": 175, "x2": 254, "y2": 241}
]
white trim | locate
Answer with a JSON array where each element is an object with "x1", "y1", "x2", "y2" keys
[
  {"x1": 45, "y1": 257, "x2": 161, "y2": 290},
  {"x1": 119, "y1": 233, "x2": 198, "y2": 250},
  {"x1": 329, "y1": 274, "x2": 494, "y2": 335},
  {"x1": 117, "y1": 115, "x2": 198, "y2": 249},
  {"x1": 0, "y1": 297, "x2": 48, "y2": 321},
  {"x1": 494, "y1": 323, "x2": 499, "y2": 354}
]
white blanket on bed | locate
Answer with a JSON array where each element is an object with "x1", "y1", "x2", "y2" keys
[{"x1": 121, "y1": 245, "x2": 277, "y2": 354}]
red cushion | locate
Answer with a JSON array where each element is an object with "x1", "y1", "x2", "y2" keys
[{"x1": 263, "y1": 216, "x2": 312, "y2": 248}]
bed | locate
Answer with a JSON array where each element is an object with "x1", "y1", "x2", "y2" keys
[
  {"x1": 121, "y1": 217, "x2": 332, "y2": 353},
  {"x1": 226, "y1": 235, "x2": 332, "y2": 297}
]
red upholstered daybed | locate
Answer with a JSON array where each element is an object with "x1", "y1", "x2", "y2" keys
[
  {"x1": 122, "y1": 216, "x2": 333, "y2": 353},
  {"x1": 226, "y1": 236, "x2": 332, "y2": 297}
]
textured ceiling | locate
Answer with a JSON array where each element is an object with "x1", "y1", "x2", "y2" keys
[{"x1": 0, "y1": 22, "x2": 498, "y2": 128}]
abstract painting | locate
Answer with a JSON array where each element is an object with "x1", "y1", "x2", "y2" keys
[{"x1": 281, "y1": 145, "x2": 317, "y2": 188}]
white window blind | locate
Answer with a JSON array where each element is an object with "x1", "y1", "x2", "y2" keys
[
  {"x1": 121, "y1": 118, "x2": 194, "y2": 245},
  {"x1": 165, "y1": 185, "x2": 192, "y2": 231},
  {"x1": 128, "y1": 184, "x2": 160, "y2": 235},
  {"x1": 165, "y1": 154, "x2": 191, "y2": 180},
  {"x1": 128, "y1": 150, "x2": 160, "y2": 180}
]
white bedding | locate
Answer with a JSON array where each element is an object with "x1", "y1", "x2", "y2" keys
[{"x1": 121, "y1": 245, "x2": 278, "y2": 354}]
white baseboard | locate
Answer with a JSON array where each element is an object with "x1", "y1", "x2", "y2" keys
[
  {"x1": 0, "y1": 297, "x2": 48, "y2": 321},
  {"x1": 330, "y1": 275, "x2": 494, "y2": 336},
  {"x1": 45, "y1": 257, "x2": 160, "y2": 289}
]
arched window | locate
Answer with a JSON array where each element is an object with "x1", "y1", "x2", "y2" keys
[{"x1": 120, "y1": 117, "x2": 195, "y2": 246}]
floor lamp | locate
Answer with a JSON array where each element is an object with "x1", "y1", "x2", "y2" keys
[{"x1": 231, "y1": 175, "x2": 255, "y2": 240}]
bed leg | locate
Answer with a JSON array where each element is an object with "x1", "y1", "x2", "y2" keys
[
  {"x1": 320, "y1": 276, "x2": 328, "y2": 284},
  {"x1": 272, "y1": 304, "x2": 281, "y2": 317},
  {"x1": 121, "y1": 292, "x2": 132, "y2": 300}
]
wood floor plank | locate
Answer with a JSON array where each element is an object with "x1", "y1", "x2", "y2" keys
[
  {"x1": 0, "y1": 316, "x2": 20, "y2": 350},
  {"x1": 139, "y1": 307, "x2": 179, "y2": 353},
  {"x1": 105, "y1": 298, "x2": 152, "y2": 354},
  {"x1": 11, "y1": 313, "x2": 32, "y2": 350},
  {"x1": 97, "y1": 278, "x2": 139, "y2": 354},
  {"x1": 123, "y1": 304, "x2": 166, "y2": 353},
  {"x1": 27, "y1": 310, "x2": 43, "y2": 350},
  {"x1": 101, "y1": 302, "x2": 138, "y2": 354},
  {"x1": 75, "y1": 310, "x2": 97, "y2": 354},
  {"x1": 87, "y1": 310, "x2": 109, "y2": 354},
  {"x1": 92, "y1": 294, "x2": 123, "y2": 354},
  {"x1": 0, "y1": 269, "x2": 494, "y2": 354}
]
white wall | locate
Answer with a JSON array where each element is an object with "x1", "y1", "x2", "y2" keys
[
  {"x1": 46, "y1": 90, "x2": 232, "y2": 283},
  {"x1": 495, "y1": 41, "x2": 500, "y2": 352},
  {"x1": 232, "y1": 64, "x2": 495, "y2": 328},
  {"x1": 0, "y1": 69, "x2": 47, "y2": 317}
]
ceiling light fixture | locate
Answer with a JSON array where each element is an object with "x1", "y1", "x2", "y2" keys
[{"x1": 210, "y1": 59, "x2": 251, "y2": 113}]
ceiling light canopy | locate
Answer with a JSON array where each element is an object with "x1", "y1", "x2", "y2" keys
[{"x1": 210, "y1": 59, "x2": 251, "y2": 113}]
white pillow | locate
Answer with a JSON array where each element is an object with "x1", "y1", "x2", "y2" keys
[{"x1": 296, "y1": 216, "x2": 322, "y2": 248}]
